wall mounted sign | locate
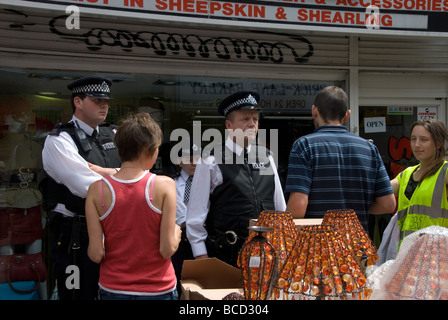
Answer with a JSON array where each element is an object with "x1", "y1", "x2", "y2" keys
[
  {"x1": 387, "y1": 106, "x2": 414, "y2": 115},
  {"x1": 2, "y1": 0, "x2": 448, "y2": 36},
  {"x1": 417, "y1": 106, "x2": 438, "y2": 120},
  {"x1": 364, "y1": 116, "x2": 386, "y2": 133},
  {"x1": 175, "y1": 77, "x2": 342, "y2": 113}
]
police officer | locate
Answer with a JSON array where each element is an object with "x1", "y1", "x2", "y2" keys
[
  {"x1": 40, "y1": 76, "x2": 121, "y2": 300},
  {"x1": 171, "y1": 140, "x2": 200, "y2": 297},
  {"x1": 185, "y1": 91, "x2": 286, "y2": 267}
]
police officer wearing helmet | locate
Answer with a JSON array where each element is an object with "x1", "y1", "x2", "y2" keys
[
  {"x1": 185, "y1": 91, "x2": 286, "y2": 267},
  {"x1": 40, "y1": 76, "x2": 121, "y2": 300}
]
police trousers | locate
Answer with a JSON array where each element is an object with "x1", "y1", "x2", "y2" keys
[{"x1": 48, "y1": 212, "x2": 100, "y2": 300}]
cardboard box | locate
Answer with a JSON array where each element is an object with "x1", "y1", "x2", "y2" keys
[
  {"x1": 294, "y1": 218, "x2": 323, "y2": 229},
  {"x1": 180, "y1": 220, "x2": 323, "y2": 300},
  {"x1": 181, "y1": 258, "x2": 244, "y2": 300},
  {"x1": 250, "y1": 218, "x2": 323, "y2": 230}
]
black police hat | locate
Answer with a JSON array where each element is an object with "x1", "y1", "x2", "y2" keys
[
  {"x1": 67, "y1": 76, "x2": 112, "y2": 99},
  {"x1": 218, "y1": 91, "x2": 260, "y2": 116}
]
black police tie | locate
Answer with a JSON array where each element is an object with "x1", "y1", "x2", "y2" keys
[
  {"x1": 244, "y1": 148, "x2": 249, "y2": 164},
  {"x1": 184, "y1": 176, "x2": 193, "y2": 205},
  {"x1": 92, "y1": 129, "x2": 98, "y2": 139}
]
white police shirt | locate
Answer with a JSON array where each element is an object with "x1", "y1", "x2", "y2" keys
[{"x1": 42, "y1": 116, "x2": 104, "y2": 217}]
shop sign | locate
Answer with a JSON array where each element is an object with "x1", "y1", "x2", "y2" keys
[
  {"x1": 175, "y1": 77, "x2": 341, "y2": 113},
  {"x1": 364, "y1": 116, "x2": 386, "y2": 133},
  {"x1": 417, "y1": 106, "x2": 437, "y2": 120},
  {"x1": 387, "y1": 106, "x2": 413, "y2": 115},
  {"x1": 4, "y1": 0, "x2": 448, "y2": 36}
]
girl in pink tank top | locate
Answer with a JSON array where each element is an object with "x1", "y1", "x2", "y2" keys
[{"x1": 85, "y1": 112, "x2": 181, "y2": 300}]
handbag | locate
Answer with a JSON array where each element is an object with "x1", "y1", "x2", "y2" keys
[
  {"x1": 0, "y1": 252, "x2": 47, "y2": 293},
  {"x1": 0, "y1": 206, "x2": 43, "y2": 246},
  {"x1": 0, "y1": 281, "x2": 40, "y2": 300}
]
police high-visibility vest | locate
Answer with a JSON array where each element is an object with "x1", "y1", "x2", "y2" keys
[{"x1": 397, "y1": 161, "x2": 448, "y2": 246}]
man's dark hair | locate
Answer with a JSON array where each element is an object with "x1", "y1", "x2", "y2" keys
[
  {"x1": 314, "y1": 86, "x2": 348, "y2": 123},
  {"x1": 71, "y1": 93, "x2": 87, "y2": 113}
]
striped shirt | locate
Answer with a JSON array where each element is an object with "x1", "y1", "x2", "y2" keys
[{"x1": 285, "y1": 126, "x2": 393, "y2": 231}]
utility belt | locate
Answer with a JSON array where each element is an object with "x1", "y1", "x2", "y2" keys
[
  {"x1": 47, "y1": 212, "x2": 87, "y2": 256},
  {"x1": 205, "y1": 230, "x2": 244, "y2": 267},
  {"x1": 180, "y1": 225, "x2": 189, "y2": 244}
]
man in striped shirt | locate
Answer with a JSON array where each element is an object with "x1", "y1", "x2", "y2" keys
[{"x1": 285, "y1": 86, "x2": 396, "y2": 231}]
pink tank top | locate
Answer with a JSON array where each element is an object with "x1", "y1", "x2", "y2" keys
[{"x1": 98, "y1": 172, "x2": 176, "y2": 295}]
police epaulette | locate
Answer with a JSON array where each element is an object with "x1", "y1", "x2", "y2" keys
[{"x1": 49, "y1": 122, "x2": 75, "y2": 136}]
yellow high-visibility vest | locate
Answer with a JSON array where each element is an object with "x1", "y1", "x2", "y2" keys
[{"x1": 397, "y1": 162, "x2": 448, "y2": 246}]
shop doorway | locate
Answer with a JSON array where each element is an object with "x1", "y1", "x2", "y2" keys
[
  {"x1": 260, "y1": 115, "x2": 315, "y2": 195},
  {"x1": 358, "y1": 105, "x2": 446, "y2": 179},
  {"x1": 358, "y1": 104, "x2": 443, "y2": 244}
]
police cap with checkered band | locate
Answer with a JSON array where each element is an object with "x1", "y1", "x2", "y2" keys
[
  {"x1": 218, "y1": 91, "x2": 260, "y2": 116},
  {"x1": 67, "y1": 76, "x2": 112, "y2": 99}
]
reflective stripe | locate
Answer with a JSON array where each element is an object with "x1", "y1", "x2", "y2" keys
[
  {"x1": 406, "y1": 205, "x2": 448, "y2": 219},
  {"x1": 431, "y1": 163, "x2": 448, "y2": 207},
  {"x1": 396, "y1": 208, "x2": 407, "y2": 221},
  {"x1": 401, "y1": 229, "x2": 414, "y2": 240}
]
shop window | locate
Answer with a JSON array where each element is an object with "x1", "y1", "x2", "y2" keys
[
  {"x1": 359, "y1": 106, "x2": 419, "y2": 179},
  {"x1": 0, "y1": 70, "x2": 342, "y2": 184},
  {"x1": 0, "y1": 68, "x2": 343, "y2": 298},
  {"x1": 0, "y1": 69, "x2": 343, "y2": 187}
]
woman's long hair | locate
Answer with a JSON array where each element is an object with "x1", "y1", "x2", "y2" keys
[{"x1": 411, "y1": 119, "x2": 448, "y2": 182}]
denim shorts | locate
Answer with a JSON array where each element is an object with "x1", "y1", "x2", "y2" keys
[{"x1": 99, "y1": 289, "x2": 178, "y2": 300}]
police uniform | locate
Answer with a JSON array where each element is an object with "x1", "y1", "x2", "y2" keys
[
  {"x1": 173, "y1": 141, "x2": 201, "y2": 226},
  {"x1": 40, "y1": 76, "x2": 121, "y2": 300},
  {"x1": 185, "y1": 91, "x2": 286, "y2": 267},
  {"x1": 171, "y1": 141, "x2": 199, "y2": 297}
]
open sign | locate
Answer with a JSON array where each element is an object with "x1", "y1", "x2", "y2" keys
[{"x1": 364, "y1": 116, "x2": 386, "y2": 133}]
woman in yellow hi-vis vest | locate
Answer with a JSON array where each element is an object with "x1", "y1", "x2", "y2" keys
[{"x1": 391, "y1": 119, "x2": 448, "y2": 247}]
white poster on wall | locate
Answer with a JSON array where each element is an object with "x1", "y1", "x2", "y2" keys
[{"x1": 417, "y1": 107, "x2": 438, "y2": 120}]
